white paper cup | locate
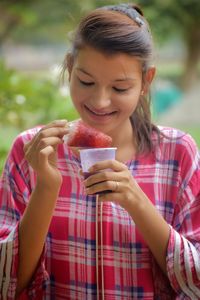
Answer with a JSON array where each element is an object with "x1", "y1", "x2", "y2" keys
[{"x1": 79, "y1": 147, "x2": 117, "y2": 176}]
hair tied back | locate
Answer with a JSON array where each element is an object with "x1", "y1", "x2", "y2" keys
[{"x1": 102, "y1": 3, "x2": 145, "y2": 27}]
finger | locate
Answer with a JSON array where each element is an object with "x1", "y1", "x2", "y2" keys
[
  {"x1": 36, "y1": 136, "x2": 64, "y2": 151},
  {"x1": 24, "y1": 136, "x2": 63, "y2": 164},
  {"x1": 37, "y1": 126, "x2": 69, "y2": 140},
  {"x1": 30, "y1": 127, "x2": 67, "y2": 151},
  {"x1": 24, "y1": 141, "x2": 31, "y2": 153},
  {"x1": 38, "y1": 145, "x2": 55, "y2": 166},
  {"x1": 24, "y1": 120, "x2": 69, "y2": 152},
  {"x1": 43, "y1": 119, "x2": 68, "y2": 129},
  {"x1": 88, "y1": 160, "x2": 127, "y2": 173},
  {"x1": 85, "y1": 180, "x2": 120, "y2": 195},
  {"x1": 84, "y1": 171, "x2": 117, "y2": 187},
  {"x1": 24, "y1": 132, "x2": 39, "y2": 152}
]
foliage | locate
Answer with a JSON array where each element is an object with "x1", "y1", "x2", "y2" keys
[
  {"x1": 0, "y1": 60, "x2": 78, "y2": 129},
  {"x1": 0, "y1": 60, "x2": 79, "y2": 173},
  {"x1": 0, "y1": 0, "x2": 200, "y2": 173},
  {"x1": 0, "y1": 0, "x2": 116, "y2": 44},
  {"x1": 1, "y1": 0, "x2": 200, "y2": 43},
  {"x1": 139, "y1": 0, "x2": 200, "y2": 39},
  {"x1": 139, "y1": 0, "x2": 200, "y2": 87},
  {"x1": 1, "y1": 0, "x2": 199, "y2": 88}
]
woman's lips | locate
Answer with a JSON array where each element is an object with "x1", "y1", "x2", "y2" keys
[{"x1": 85, "y1": 105, "x2": 117, "y2": 116}]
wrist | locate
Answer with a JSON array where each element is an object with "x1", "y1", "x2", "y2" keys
[
  {"x1": 124, "y1": 188, "x2": 148, "y2": 217},
  {"x1": 36, "y1": 170, "x2": 62, "y2": 189},
  {"x1": 36, "y1": 176, "x2": 62, "y2": 194}
]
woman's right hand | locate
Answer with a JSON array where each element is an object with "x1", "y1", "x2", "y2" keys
[
  {"x1": 24, "y1": 120, "x2": 69, "y2": 189},
  {"x1": 15, "y1": 120, "x2": 69, "y2": 296}
]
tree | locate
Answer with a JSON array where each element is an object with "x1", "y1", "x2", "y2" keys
[
  {"x1": 0, "y1": 0, "x2": 100, "y2": 45},
  {"x1": 140, "y1": 0, "x2": 200, "y2": 89},
  {"x1": 1, "y1": 0, "x2": 199, "y2": 88}
]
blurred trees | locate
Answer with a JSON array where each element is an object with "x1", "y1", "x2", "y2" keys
[
  {"x1": 0, "y1": 0, "x2": 82, "y2": 45},
  {"x1": 0, "y1": 0, "x2": 116, "y2": 45},
  {"x1": 0, "y1": 60, "x2": 79, "y2": 172},
  {"x1": 1, "y1": 0, "x2": 199, "y2": 88},
  {"x1": 140, "y1": 0, "x2": 200, "y2": 88},
  {"x1": 0, "y1": 0, "x2": 200, "y2": 172},
  {"x1": 0, "y1": 60, "x2": 78, "y2": 129}
]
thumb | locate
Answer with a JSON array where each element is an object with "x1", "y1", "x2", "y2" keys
[{"x1": 39, "y1": 145, "x2": 56, "y2": 167}]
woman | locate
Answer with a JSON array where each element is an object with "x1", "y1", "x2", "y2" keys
[{"x1": 0, "y1": 3, "x2": 200, "y2": 299}]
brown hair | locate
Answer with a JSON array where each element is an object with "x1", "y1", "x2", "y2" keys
[{"x1": 62, "y1": 3, "x2": 161, "y2": 154}]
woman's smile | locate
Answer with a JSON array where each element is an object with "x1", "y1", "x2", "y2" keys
[{"x1": 84, "y1": 104, "x2": 118, "y2": 121}]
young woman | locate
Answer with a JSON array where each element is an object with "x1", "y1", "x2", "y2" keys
[{"x1": 0, "y1": 3, "x2": 200, "y2": 299}]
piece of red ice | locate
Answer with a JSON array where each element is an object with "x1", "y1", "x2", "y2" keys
[{"x1": 66, "y1": 120, "x2": 112, "y2": 148}]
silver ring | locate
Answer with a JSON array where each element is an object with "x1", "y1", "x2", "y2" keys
[{"x1": 115, "y1": 181, "x2": 119, "y2": 192}]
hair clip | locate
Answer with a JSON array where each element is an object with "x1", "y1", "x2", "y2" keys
[
  {"x1": 135, "y1": 16, "x2": 145, "y2": 27},
  {"x1": 103, "y1": 4, "x2": 145, "y2": 27}
]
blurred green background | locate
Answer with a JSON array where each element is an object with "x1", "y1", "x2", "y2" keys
[{"x1": 0, "y1": 0, "x2": 200, "y2": 173}]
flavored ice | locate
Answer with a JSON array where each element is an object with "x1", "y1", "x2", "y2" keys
[{"x1": 63, "y1": 120, "x2": 112, "y2": 148}]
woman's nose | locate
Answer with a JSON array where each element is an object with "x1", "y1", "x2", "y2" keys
[{"x1": 92, "y1": 88, "x2": 111, "y2": 108}]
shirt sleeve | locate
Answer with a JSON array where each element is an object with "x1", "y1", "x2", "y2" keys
[
  {"x1": 0, "y1": 131, "x2": 49, "y2": 300},
  {"x1": 166, "y1": 135, "x2": 200, "y2": 298}
]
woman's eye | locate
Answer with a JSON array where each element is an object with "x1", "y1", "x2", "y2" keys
[
  {"x1": 79, "y1": 79, "x2": 94, "y2": 86},
  {"x1": 113, "y1": 87, "x2": 128, "y2": 93}
]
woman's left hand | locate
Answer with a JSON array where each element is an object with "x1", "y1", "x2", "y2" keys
[
  {"x1": 84, "y1": 159, "x2": 170, "y2": 275},
  {"x1": 83, "y1": 159, "x2": 144, "y2": 211}
]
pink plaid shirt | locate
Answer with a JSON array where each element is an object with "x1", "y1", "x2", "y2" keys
[{"x1": 0, "y1": 126, "x2": 200, "y2": 299}]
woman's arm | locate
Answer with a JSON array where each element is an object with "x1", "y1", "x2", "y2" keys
[
  {"x1": 124, "y1": 186, "x2": 170, "y2": 274},
  {"x1": 84, "y1": 160, "x2": 170, "y2": 273},
  {"x1": 15, "y1": 120, "x2": 69, "y2": 296},
  {"x1": 84, "y1": 154, "x2": 200, "y2": 297},
  {"x1": 15, "y1": 181, "x2": 60, "y2": 296}
]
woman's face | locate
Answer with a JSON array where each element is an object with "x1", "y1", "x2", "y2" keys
[{"x1": 68, "y1": 46, "x2": 147, "y2": 136}]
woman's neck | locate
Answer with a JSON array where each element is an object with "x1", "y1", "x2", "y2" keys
[{"x1": 110, "y1": 120, "x2": 137, "y2": 162}]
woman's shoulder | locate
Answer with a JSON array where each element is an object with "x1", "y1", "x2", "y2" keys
[
  {"x1": 152, "y1": 126, "x2": 199, "y2": 166},
  {"x1": 158, "y1": 125, "x2": 188, "y2": 139},
  {"x1": 16, "y1": 125, "x2": 43, "y2": 144},
  {"x1": 8, "y1": 126, "x2": 43, "y2": 162},
  {"x1": 157, "y1": 125, "x2": 198, "y2": 151}
]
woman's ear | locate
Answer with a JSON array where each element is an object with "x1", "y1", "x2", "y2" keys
[
  {"x1": 66, "y1": 53, "x2": 74, "y2": 81},
  {"x1": 142, "y1": 66, "x2": 156, "y2": 95},
  {"x1": 146, "y1": 66, "x2": 156, "y2": 84}
]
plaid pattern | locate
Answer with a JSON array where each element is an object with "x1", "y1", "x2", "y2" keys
[{"x1": 0, "y1": 126, "x2": 200, "y2": 299}]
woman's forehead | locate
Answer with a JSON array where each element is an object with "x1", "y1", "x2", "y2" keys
[{"x1": 74, "y1": 46, "x2": 143, "y2": 75}]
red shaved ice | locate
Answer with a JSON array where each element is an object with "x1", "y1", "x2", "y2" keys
[{"x1": 64, "y1": 120, "x2": 112, "y2": 148}]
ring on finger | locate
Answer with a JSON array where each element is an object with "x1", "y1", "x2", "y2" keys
[{"x1": 114, "y1": 181, "x2": 119, "y2": 192}]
